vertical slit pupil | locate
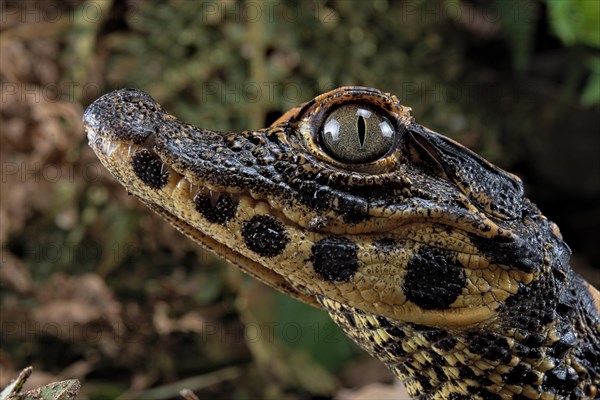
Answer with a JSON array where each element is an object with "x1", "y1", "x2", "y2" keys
[{"x1": 357, "y1": 115, "x2": 366, "y2": 148}]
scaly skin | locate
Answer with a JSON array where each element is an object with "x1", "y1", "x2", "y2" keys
[{"x1": 84, "y1": 87, "x2": 600, "y2": 399}]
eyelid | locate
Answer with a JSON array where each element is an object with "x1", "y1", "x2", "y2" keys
[{"x1": 408, "y1": 130, "x2": 447, "y2": 172}]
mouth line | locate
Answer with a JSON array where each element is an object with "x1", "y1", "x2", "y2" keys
[{"x1": 86, "y1": 124, "x2": 305, "y2": 227}]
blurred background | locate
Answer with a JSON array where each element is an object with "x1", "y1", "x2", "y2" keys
[{"x1": 1, "y1": 0, "x2": 598, "y2": 399}]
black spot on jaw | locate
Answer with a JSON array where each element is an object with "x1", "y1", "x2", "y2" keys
[
  {"x1": 242, "y1": 215, "x2": 289, "y2": 257},
  {"x1": 194, "y1": 194, "x2": 238, "y2": 225},
  {"x1": 311, "y1": 236, "x2": 359, "y2": 283},
  {"x1": 132, "y1": 149, "x2": 169, "y2": 189},
  {"x1": 402, "y1": 246, "x2": 466, "y2": 310}
]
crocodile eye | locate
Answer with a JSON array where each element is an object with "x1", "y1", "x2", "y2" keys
[{"x1": 319, "y1": 104, "x2": 395, "y2": 163}]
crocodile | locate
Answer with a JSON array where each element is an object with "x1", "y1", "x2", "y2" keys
[{"x1": 83, "y1": 86, "x2": 600, "y2": 399}]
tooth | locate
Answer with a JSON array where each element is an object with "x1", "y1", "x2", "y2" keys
[
  {"x1": 189, "y1": 184, "x2": 201, "y2": 198},
  {"x1": 176, "y1": 177, "x2": 188, "y2": 190},
  {"x1": 209, "y1": 190, "x2": 220, "y2": 207},
  {"x1": 107, "y1": 141, "x2": 119, "y2": 155},
  {"x1": 127, "y1": 145, "x2": 132, "y2": 158},
  {"x1": 230, "y1": 193, "x2": 241, "y2": 205}
]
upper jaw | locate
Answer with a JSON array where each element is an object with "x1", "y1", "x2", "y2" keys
[{"x1": 83, "y1": 89, "x2": 519, "y2": 242}]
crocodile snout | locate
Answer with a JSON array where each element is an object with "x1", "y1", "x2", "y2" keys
[{"x1": 83, "y1": 88, "x2": 165, "y2": 146}]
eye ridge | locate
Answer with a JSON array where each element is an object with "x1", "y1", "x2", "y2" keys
[{"x1": 318, "y1": 103, "x2": 396, "y2": 164}]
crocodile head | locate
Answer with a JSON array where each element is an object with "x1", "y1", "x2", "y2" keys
[
  {"x1": 84, "y1": 87, "x2": 599, "y2": 398},
  {"x1": 83, "y1": 86, "x2": 539, "y2": 323}
]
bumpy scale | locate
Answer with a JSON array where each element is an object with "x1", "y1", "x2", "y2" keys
[{"x1": 84, "y1": 87, "x2": 600, "y2": 399}]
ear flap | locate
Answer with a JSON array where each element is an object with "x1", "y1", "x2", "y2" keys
[{"x1": 408, "y1": 125, "x2": 524, "y2": 220}]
